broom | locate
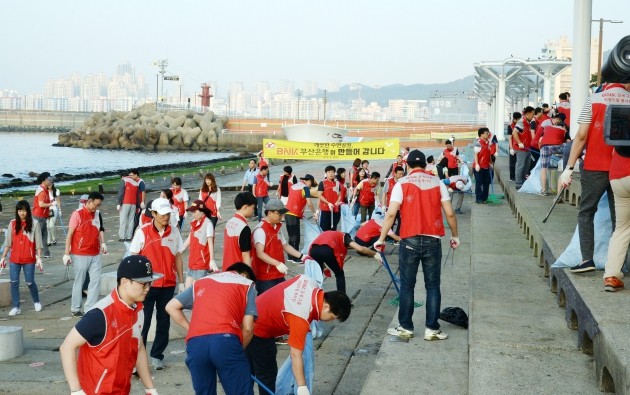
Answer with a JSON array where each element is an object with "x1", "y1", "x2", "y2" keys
[
  {"x1": 379, "y1": 252, "x2": 422, "y2": 308},
  {"x1": 486, "y1": 168, "x2": 504, "y2": 204}
]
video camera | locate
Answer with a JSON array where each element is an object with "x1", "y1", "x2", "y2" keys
[{"x1": 602, "y1": 35, "x2": 630, "y2": 156}]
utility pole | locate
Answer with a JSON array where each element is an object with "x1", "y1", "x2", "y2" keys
[
  {"x1": 152, "y1": 59, "x2": 168, "y2": 106},
  {"x1": 592, "y1": 18, "x2": 623, "y2": 87},
  {"x1": 322, "y1": 89, "x2": 328, "y2": 122},
  {"x1": 296, "y1": 89, "x2": 302, "y2": 121}
]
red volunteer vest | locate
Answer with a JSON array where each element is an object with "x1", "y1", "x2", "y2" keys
[
  {"x1": 397, "y1": 169, "x2": 445, "y2": 238},
  {"x1": 476, "y1": 138, "x2": 491, "y2": 169},
  {"x1": 350, "y1": 166, "x2": 359, "y2": 187},
  {"x1": 385, "y1": 177, "x2": 396, "y2": 207},
  {"x1": 70, "y1": 207, "x2": 102, "y2": 256},
  {"x1": 310, "y1": 231, "x2": 348, "y2": 269},
  {"x1": 252, "y1": 220, "x2": 285, "y2": 281},
  {"x1": 9, "y1": 220, "x2": 37, "y2": 264},
  {"x1": 186, "y1": 271, "x2": 254, "y2": 343},
  {"x1": 358, "y1": 179, "x2": 376, "y2": 206},
  {"x1": 32, "y1": 184, "x2": 50, "y2": 218},
  {"x1": 355, "y1": 219, "x2": 381, "y2": 243},
  {"x1": 200, "y1": 191, "x2": 218, "y2": 216},
  {"x1": 511, "y1": 119, "x2": 532, "y2": 150},
  {"x1": 583, "y1": 83, "x2": 630, "y2": 171},
  {"x1": 286, "y1": 183, "x2": 309, "y2": 218},
  {"x1": 448, "y1": 175, "x2": 467, "y2": 191},
  {"x1": 609, "y1": 150, "x2": 630, "y2": 181},
  {"x1": 171, "y1": 187, "x2": 186, "y2": 216},
  {"x1": 443, "y1": 148, "x2": 458, "y2": 168},
  {"x1": 77, "y1": 288, "x2": 143, "y2": 395},
  {"x1": 278, "y1": 174, "x2": 295, "y2": 198},
  {"x1": 540, "y1": 125, "x2": 566, "y2": 146},
  {"x1": 254, "y1": 174, "x2": 269, "y2": 197},
  {"x1": 137, "y1": 222, "x2": 180, "y2": 287},
  {"x1": 188, "y1": 217, "x2": 212, "y2": 271},
  {"x1": 222, "y1": 214, "x2": 249, "y2": 268},
  {"x1": 557, "y1": 101, "x2": 571, "y2": 125},
  {"x1": 121, "y1": 176, "x2": 142, "y2": 205},
  {"x1": 319, "y1": 179, "x2": 341, "y2": 212},
  {"x1": 253, "y1": 275, "x2": 321, "y2": 339}
]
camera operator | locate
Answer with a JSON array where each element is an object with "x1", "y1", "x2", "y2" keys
[{"x1": 560, "y1": 54, "x2": 630, "y2": 274}]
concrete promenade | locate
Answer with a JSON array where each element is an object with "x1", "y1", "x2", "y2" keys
[{"x1": 0, "y1": 153, "x2": 621, "y2": 394}]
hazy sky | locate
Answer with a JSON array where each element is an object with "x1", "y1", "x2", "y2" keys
[{"x1": 3, "y1": 0, "x2": 629, "y2": 95}]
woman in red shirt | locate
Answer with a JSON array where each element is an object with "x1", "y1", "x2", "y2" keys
[
  {"x1": 198, "y1": 173, "x2": 222, "y2": 230},
  {"x1": 0, "y1": 200, "x2": 44, "y2": 316}
]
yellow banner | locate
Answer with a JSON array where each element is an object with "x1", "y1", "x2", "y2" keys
[{"x1": 263, "y1": 138, "x2": 400, "y2": 160}]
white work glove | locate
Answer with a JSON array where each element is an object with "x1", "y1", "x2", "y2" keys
[
  {"x1": 312, "y1": 210, "x2": 319, "y2": 221},
  {"x1": 36, "y1": 257, "x2": 43, "y2": 271},
  {"x1": 116, "y1": 205, "x2": 121, "y2": 211},
  {"x1": 327, "y1": 203, "x2": 334, "y2": 212},
  {"x1": 145, "y1": 389, "x2": 159, "y2": 395},
  {"x1": 178, "y1": 283, "x2": 185, "y2": 293},
  {"x1": 209, "y1": 259, "x2": 219, "y2": 272},
  {"x1": 560, "y1": 167, "x2": 574, "y2": 188},
  {"x1": 373, "y1": 253, "x2": 383, "y2": 264},
  {"x1": 276, "y1": 263, "x2": 289, "y2": 275},
  {"x1": 63, "y1": 254, "x2": 72, "y2": 266},
  {"x1": 450, "y1": 236, "x2": 460, "y2": 249},
  {"x1": 297, "y1": 386, "x2": 310, "y2": 395},
  {"x1": 300, "y1": 254, "x2": 312, "y2": 264},
  {"x1": 0, "y1": 258, "x2": 6, "y2": 269},
  {"x1": 51, "y1": 201, "x2": 57, "y2": 207},
  {"x1": 70, "y1": 390, "x2": 87, "y2": 395},
  {"x1": 140, "y1": 201, "x2": 146, "y2": 209},
  {"x1": 475, "y1": 164, "x2": 480, "y2": 172},
  {"x1": 101, "y1": 243, "x2": 108, "y2": 254},
  {"x1": 217, "y1": 212, "x2": 222, "y2": 220},
  {"x1": 373, "y1": 239, "x2": 386, "y2": 252},
  {"x1": 447, "y1": 188, "x2": 454, "y2": 193},
  {"x1": 518, "y1": 143, "x2": 524, "y2": 149},
  {"x1": 509, "y1": 149, "x2": 515, "y2": 156}
]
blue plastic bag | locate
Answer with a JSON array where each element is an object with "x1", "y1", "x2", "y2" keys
[
  {"x1": 301, "y1": 220, "x2": 322, "y2": 255},
  {"x1": 518, "y1": 159, "x2": 543, "y2": 195},
  {"x1": 275, "y1": 333, "x2": 315, "y2": 395},
  {"x1": 340, "y1": 204, "x2": 359, "y2": 239}
]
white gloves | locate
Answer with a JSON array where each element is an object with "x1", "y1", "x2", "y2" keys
[
  {"x1": 509, "y1": 149, "x2": 515, "y2": 156},
  {"x1": 276, "y1": 263, "x2": 289, "y2": 275},
  {"x1": 297, "y1": 386, "x2": 310, "y2": 395},
  {"x1": 145, "y1": 389, "x2": 159, "y2": 395},
  {"x1": 36, "y1": 257, "x2": 43, "y2": 271},
  {"x1": 560, "y1": 167, "x2": 574, "y2": 187},
  {"x1": 101, "y1": 243, "x2": 108, "y2": 254},
  {"x1": 116, "y1": 205, "x2": 121, "y2": 211},
  {"x1": 327, "y1": 203, "x2": 334, "y2": 211},
  {"x1": 518, "y1": 143, "x2": 525, "y2": 149},
  {"x1": 475, "y1": 164, "x2": 480, "y2": 172},
  {"x1": 210, "y1": 259, "x2": 219, "y2": 272},
  {"x1": 178, "y1": 283, "x2": 185, "y2": 293},
  {"x1": 450, "y1": 237, "x2": 460, "y2": 249},
  {"x1": 373, "y1": 253, "x2": 383, "y2": 264},
  {"x1": 63, "y1": 254, "x2": 72, "y2": 266},
  {"x1": 71, "y1": 390, "x2": 87, "y2": 395},
  {"x1": 373, "y1": 240, "x2": 386, "y2": 252},
  {"x1": 140, "y1": 201, "x2": 146, "y2": 209},
  {"x1": 300, "y1": 254, "x2": 311, "y2": 264}
]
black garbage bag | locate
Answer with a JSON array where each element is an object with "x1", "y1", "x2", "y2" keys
[{"x1": 439, "y1": 307, "x2": 469, "y2": 329}]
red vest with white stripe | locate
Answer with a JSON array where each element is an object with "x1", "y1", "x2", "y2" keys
[
  {"x1": 310, "y1": 231, "x2": 348, "y2": 269},
  {"x1": 286, "y1": 182, "x2": 308, "y2": 218},
  {"x1": 319, "y1": 179, "x2": 341, "y2": 212},
  {"x1": 385, "y1": 177, "x2": 396, "y2": 207},
  {"x1": 171, "y1": 187, "x2": 186, "y2": 216},
  {"x1": 443, "y1": 148, "x2": 458, "y2": 168},
  {"x1": 137, "y1": 222, "x2": 180, "y2": 287},
  {"x1": 254, "y1": 174, "x2": 269, "y2": 197},
  {"x1": 222, "y1": 214, "x2": 249, "y2": 268},
  {"x1": 200, "y1": 191, "x2": 218, "y2": 216},
  {"x1": 121, "y1": 176, "x2": 142, "y2": 205},
  {"x1": 32, "y1": 184, "x2": 50, "y2": 218},
  {"x1": 9, "y1": 220, "x2": 37, "y2": 264},
  {"x1": 186, "y1": 271, "x2": 254, "y2": 343},
  {"x1": 188, "y1": 217, "x2": 212, "y2": 271},
  {"x1": 358, "y1": 179, "x2": 376, "y2": 206},
  {"x1": 398, "y1": 169, "x2": 445, "y2": 238},
  {"x1": 583, "y1": 83, "x2": 630, "y2": 171},
  {"x1": 70, "y1": 207, "x2": 102, "y2": 256},
  {"x1": 355, "y1": 219, "x2": 381, "y2": 243},
  {"x1": 252, "y1": 220, "x2": 285, "y2": 281},
  {"x1": 253, "y1": 275, "x2": 321, "y2": 339},
  {"x1": 77, "y1": 288, "x2": 143, "y2": 395}
]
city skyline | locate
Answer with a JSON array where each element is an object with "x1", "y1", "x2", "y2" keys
[{"x1": 3, "y1": 0, "x2": 628, "y2": 96}]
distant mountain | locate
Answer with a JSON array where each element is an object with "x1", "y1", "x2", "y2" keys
[{"x1": 310, "y1": 75, "x2": 475, "y2": 105}]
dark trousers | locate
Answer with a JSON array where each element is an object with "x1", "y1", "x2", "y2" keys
[
  {"x1": 210, "y1": 216, "x2": 218, "y2": 233},
  {"x1": 255, "y1": 277, "x2": 285, "y2": 295},
  {"x1": 474, "y1": 168, "x2": 491, "y2": 202},
  {"x1": 142, "y1": 286, "x2": 175, "y2": 361},
  {"x1": 247, "y1": 335, "x2": 278, "y2": 394},
  {"x1": 285, "y1": 214, "x2": 301, "y2": 252},
  {"x1": 318, "y1": 210, "x2": 340, "y2": 231},
  {"x1": 447, "y1": 167, "x2": 459, "y2": 177},
  {"x1": 509, "y1": 152, "x2": 516, "y2": 181},
  {"x1": 578, "y1": 170, "x2": 616, "y2": 261},
  {"x1": 310, "y1": 244, "x2": 346, "y2": 293}
]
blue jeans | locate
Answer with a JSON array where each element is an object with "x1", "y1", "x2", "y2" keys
[
  {"x1": 10, "y1": 262, "x2": 40, "y2": 308},
  {"x1": 256, "y1": 196, "x2": 269, "y2": 221},
  {"x1": 186, "y1": 334, "x2": 253, "y2": 395},
  {"x1": 398, "y1": 236, "x2": 442, "y2": 331}
]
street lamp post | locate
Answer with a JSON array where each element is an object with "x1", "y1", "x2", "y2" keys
[
  {"x1": 296, "y1": 89, "x2": 302, "y2": 121},
  {"x1": 592, "y1": 18, "x2": 623, "y2": 87}
]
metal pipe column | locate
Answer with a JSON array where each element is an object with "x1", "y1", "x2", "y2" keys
[{"x1": 570, "y1": 0, "x2": 592, "y2": 138}]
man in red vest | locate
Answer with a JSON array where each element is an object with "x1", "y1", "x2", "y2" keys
[
  {"x1": 117, "y1": 169, "x2": 146, "y2": 241},
  {"x1": 350, "y1": 172, "x2": 381, "y2": 223},
  {"x1": 129, "y1": 197, "x2": 184, "y2": 371},
  {"x1": 375, "y1": 149, "x2": 459, "y2": 341},
  {"x1": 442, "y1": 140, "x2": 461, "y2": 176},
  {"x1": 223, "y1": 192, "x2": 257, "y2": 268},
  {"x1": 512, "y1": 106, "x2": 535, "y2": 189},
  {"x1": 284, "y1": 174, "x2": 317, "y2": 263},
  {"x1": 166, "y1": 263, "x2": 257, "y2": 395},
  {"x1": 33, "y1": 174, "x2": 55, "y2": 258},
  {"x1": 63, "y1": 192, "x2": 107, "y2": 317},
  {"x1": 473, "y1": 127, "x2": 493, "y2": 204},
  {"x1": 60, "y1": 255, "x2": 160, "y2": 395},
  {"x1": 317, "y1": 165, "x2": 342, "y2": 230},
  {"x1": 247, "y1": 275, "x2": 351, "y2": 395}
]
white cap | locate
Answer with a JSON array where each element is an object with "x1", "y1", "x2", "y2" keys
[
  {"x1": 150, "y1": 198, "x2": 172, "y2": 215},
  {"x1": 455, "y1": 181, "x2": 465, "y2": 190}
]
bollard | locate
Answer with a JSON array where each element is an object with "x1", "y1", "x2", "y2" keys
[
  {"x1": 221, "y1": 166, "x2": 225, "y2": 175},
  {"x1": 240, "y1": 163, "x2": 245, "y2": 171},
  {"x1": 98, "y1": 183, "x2": 104, "y2": 194}
]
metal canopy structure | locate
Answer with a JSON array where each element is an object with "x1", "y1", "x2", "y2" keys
[{"x1": 474, "y1": 58, "x2": 571, "y2": 139}]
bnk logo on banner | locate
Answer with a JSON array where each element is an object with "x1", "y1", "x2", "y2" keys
[{"x1": 263, "y1": 139, "x2": 399, "y2": 160}]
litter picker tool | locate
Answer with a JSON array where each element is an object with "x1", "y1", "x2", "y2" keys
[
  {"x1": 443, "y1": 246, "x2": 455, "y2": 268},
  {"x1": 251, "y1": 375, "x2": 275, "y2": 395},
  {"x1": 57, "y1": 211, "x2": 67, "y2": 237},
  {"x1": 379, "y1": 251, "x2": 422, "y2": 308},
  {"x1": 542, "y1": 186, "x2": 566, "y2": 224}
]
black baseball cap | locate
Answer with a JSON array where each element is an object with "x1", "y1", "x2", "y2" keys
[
  {"x1": 406, "y1": 149, "x2": 426, "y2": 165},
  {"x1": 117, "y1": 255, "x2": 163, "y2": 283},
  {"x1": 300, "y1": 174, "x2": 315, "y2": 183}
]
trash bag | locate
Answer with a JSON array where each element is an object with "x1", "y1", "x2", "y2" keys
[
  {"x1": 301, "y1": 219, "x2": 322, "y2": 255},
  {"x1": 439, "y1": 307, "x2": 469, "y2": 329},
  {"x1": 518, "y1": 159, "x2": 543, "y2": 194},
  {"x1": 552, "y1": 192, "x2": 612, "y2": 270},
  {"x1": 340, "y1": 204, "x2": 359, "y2": 239},
  {"x1": 370, "y1": 204, "x2": 385, "y2": 221},
  {"x1": 276, "y1": 332, "x2": 315, "y2": 395}
]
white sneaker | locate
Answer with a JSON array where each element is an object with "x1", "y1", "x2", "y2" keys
[
  {"x1": 424, "y1": 328, "x2": 448, "y2": 341},
  {"x1": 387, "y1": 326, "x2": 414, "y2": 338},
  {"x1": 9, "y1": 307, "x2": 21, "y2": 317},
  {"x1": 34, "y1": 302, "x2": 42, "y2": 312}
]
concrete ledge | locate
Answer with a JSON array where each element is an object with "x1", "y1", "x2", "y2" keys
[
  {"x1": 99, "y1": 271, "x2": 117, "y2": 296},
  {"x1": 0, "y1": 279, "x2": 10, "y2": 308},
  {"x1": 0, "y1": 326, "x2": 24, "y2": 361}
]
